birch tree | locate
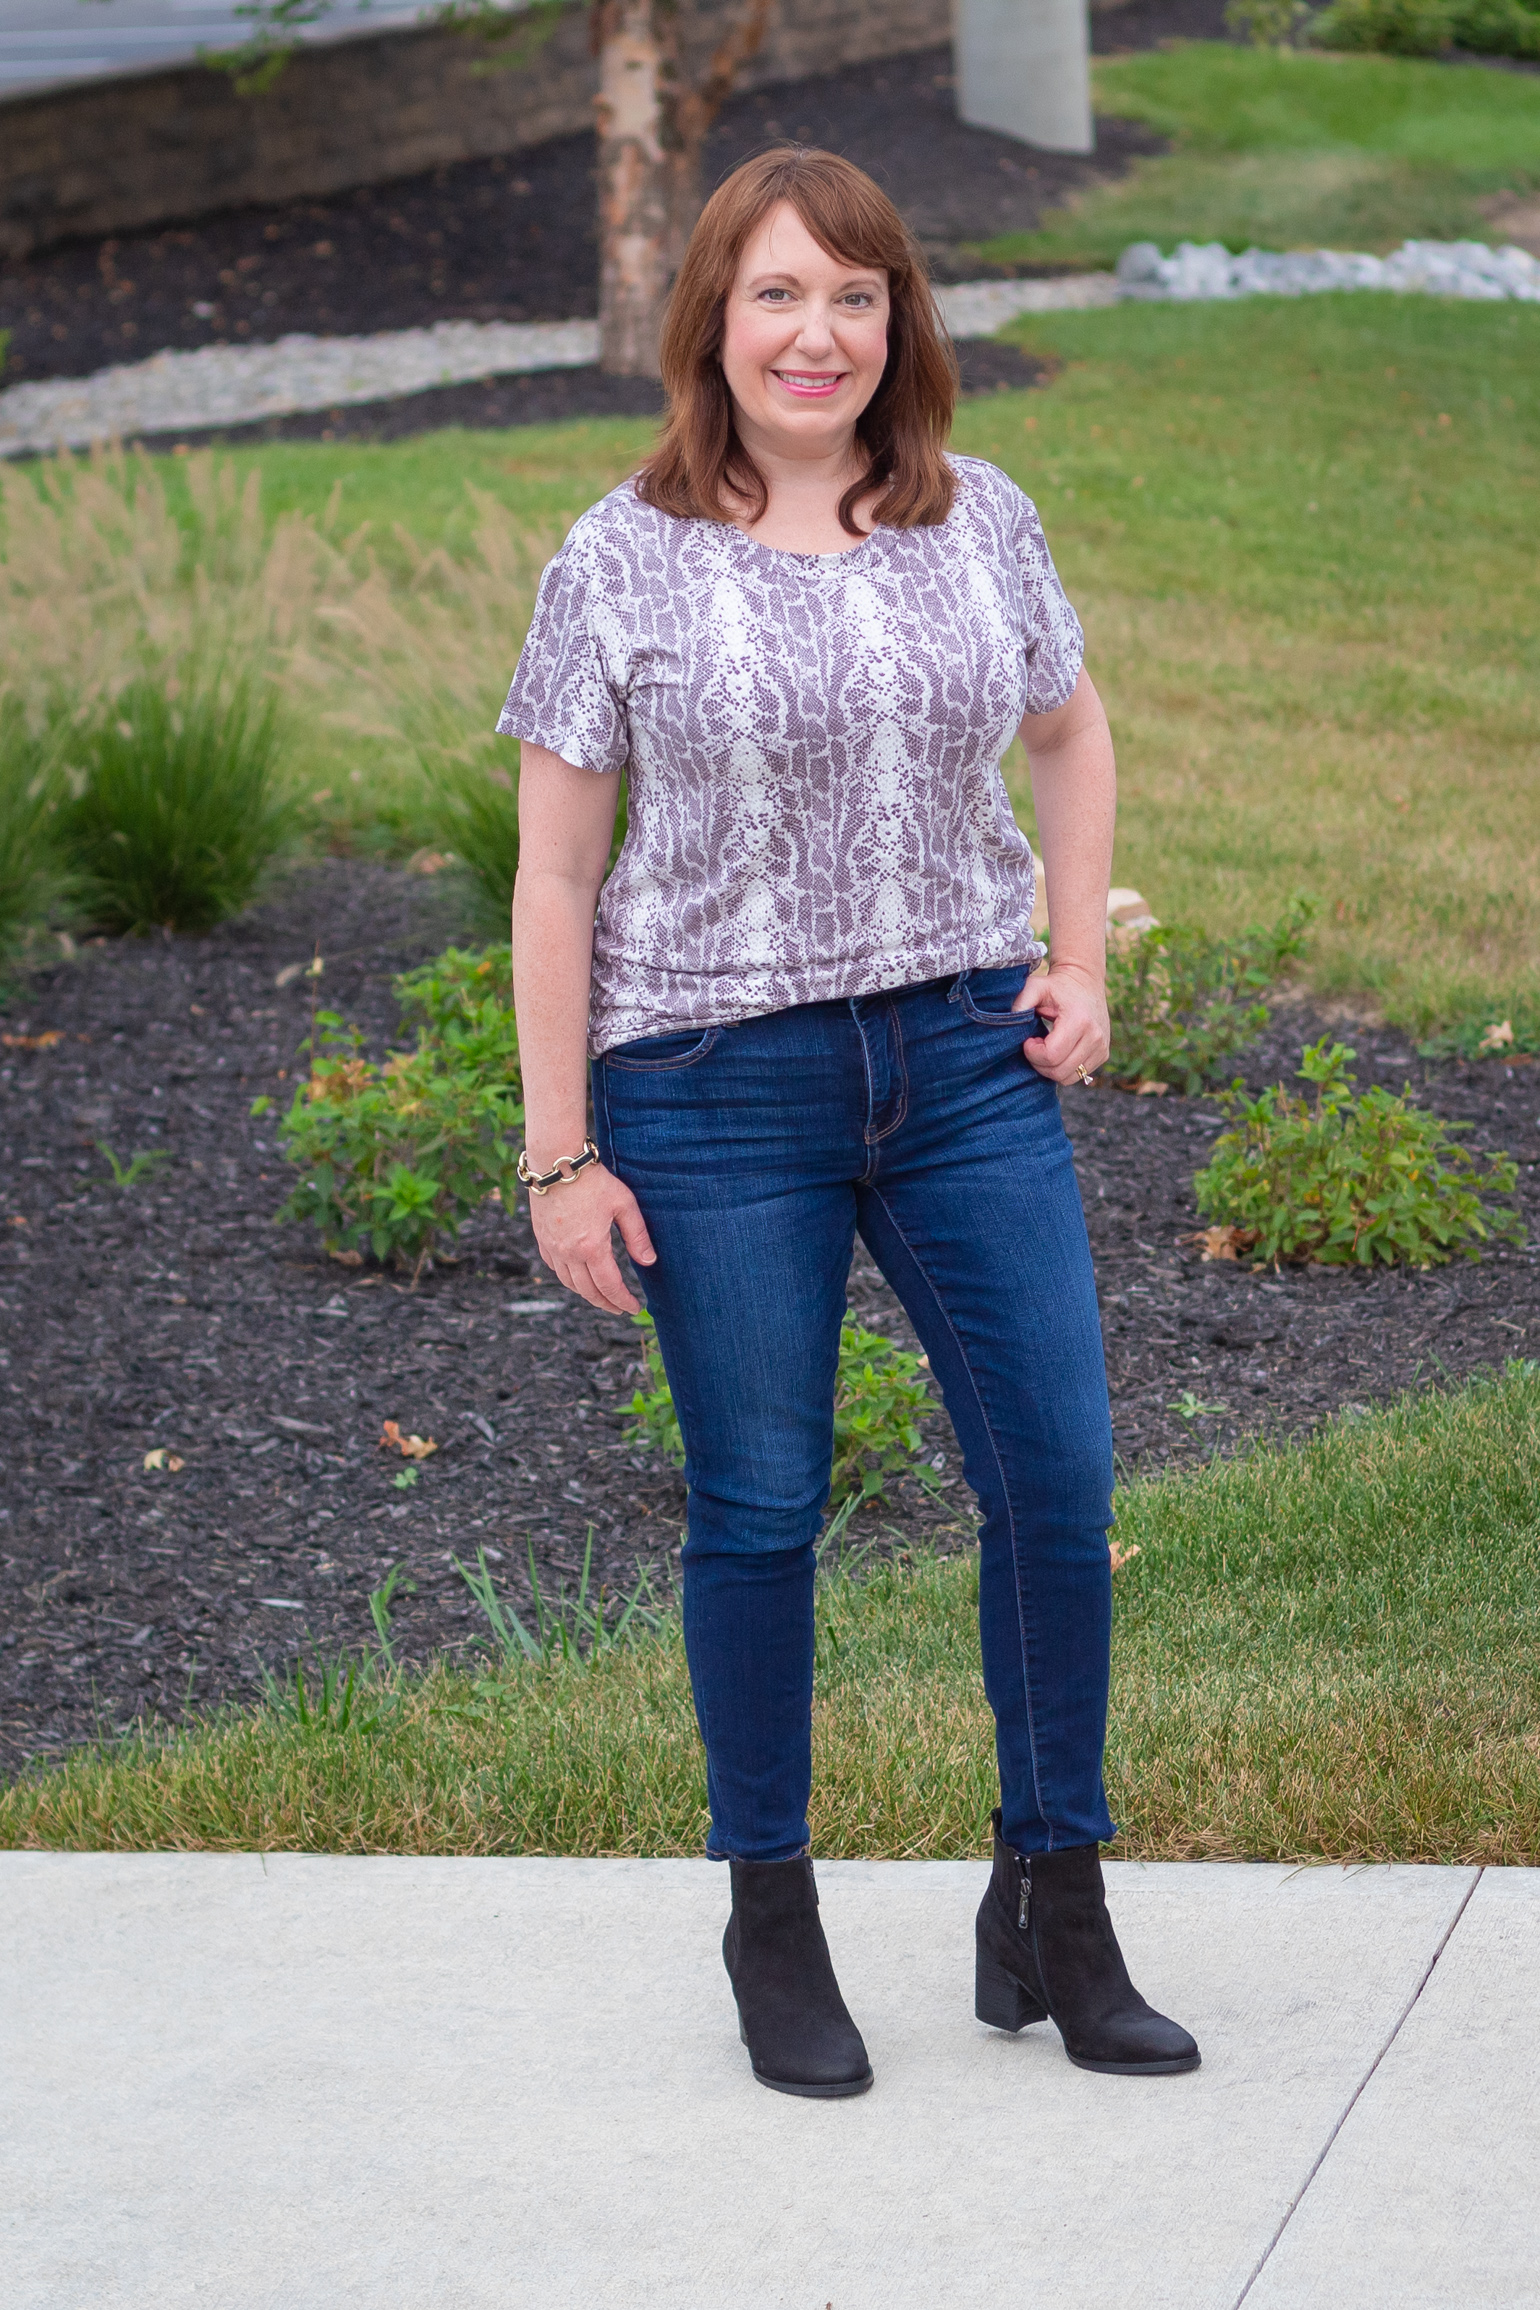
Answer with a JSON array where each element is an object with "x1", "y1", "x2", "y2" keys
[
  {"x1": 205, "y1": 0, "x2": 777, "y2": 377},
  {"x1": 594, "y1": 0, "x2": 774, "y2": 375}
]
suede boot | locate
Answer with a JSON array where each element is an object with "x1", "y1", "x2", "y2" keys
[
  {"x1": 723, "y1": 1855, "x2": 873, "y2": 2099},
  {"x1": 975, "y1": 1809, "x2": 1200, "y2": 2075}
]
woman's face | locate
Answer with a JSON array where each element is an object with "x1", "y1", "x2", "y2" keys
[{"x1": 719, "y1": 200, "x2": 890, "y2": 458}]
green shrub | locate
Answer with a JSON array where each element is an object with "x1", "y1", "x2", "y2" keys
[
  {"x1": 1194, "y1": 1037, "x2": 1524, "y2": 1267},
  {"x1": 625, "y1": 1312, "x2": 941, "y2": 1509},
  {"x1": 58, "y1": 670, "x2": 289, "y2": 935},
  {"x1": 1106, "y1": 897, "x2": 1313, "y2": 1095},
  {"x1": 0, "y1": 700, "x2": 67, "y2": 963},
  {"x1": 1226, "y1": 0, "x2": 1316, "y2": 46},
  {"x1": 260, "y1": 944, "x2": 523, "y2": 1274},
  {"x1": 1313, "y1": 0, "x2": 1540, "y2": 57},
  {"x1": 394, "y1": 941, "x2": 518, "y2": 1062}
]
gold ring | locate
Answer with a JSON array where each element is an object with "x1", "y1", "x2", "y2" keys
[{"x1": 1076, "y1": 1064, "x2": 1095, "y2": 1087}]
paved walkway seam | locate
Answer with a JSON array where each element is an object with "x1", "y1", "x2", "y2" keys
[{"x1": 1229, "y1": 1864, "x2": 1485, "y2": 2309}]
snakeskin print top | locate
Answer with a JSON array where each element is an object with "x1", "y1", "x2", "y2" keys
[{"x1": 496, "y1": 454, "x2": 1084, "y2": 1055}]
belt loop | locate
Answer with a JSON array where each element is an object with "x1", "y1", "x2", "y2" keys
[{"x1": 946, "y1": 972, "x2": 965, "y2": 1006}]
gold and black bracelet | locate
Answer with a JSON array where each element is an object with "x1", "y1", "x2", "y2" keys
[{"x1": 515, "y1": 1140, "x2": 601, "y2": 1196}]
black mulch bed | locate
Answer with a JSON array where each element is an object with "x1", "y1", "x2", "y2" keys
[
  {"x1": 3, "y1": 859, "x2": 1537, "y2": 1775},
  {"x1": 0, "y1": 10, "x2": 1219, "y2": 395}
]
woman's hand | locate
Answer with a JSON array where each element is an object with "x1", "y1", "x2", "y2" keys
[
  {"x1": 528, "y1": 1162, "x2": 657, "y2": 1315},
  {"x1": 1017, "y1": 668, "x2": 1118, "y2": 1090},
  {"x1": 1015, "y1": 960, "x2": 1110, "y2": 1087}
]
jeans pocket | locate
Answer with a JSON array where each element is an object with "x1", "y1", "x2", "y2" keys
[
  {"x1": 956, "y1": 966, "x2": 1038, "y2": 1027},
  {"x1": 602, "y1": 1025, "x2": 720, "y2": 1073}
]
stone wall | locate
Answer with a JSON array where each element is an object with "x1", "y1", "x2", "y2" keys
[{"x1": 0, "y1": 0, "x2": 953, "y2": 261}]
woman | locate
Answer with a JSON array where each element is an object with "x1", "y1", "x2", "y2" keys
[{"x1": 501, "y1": 147, "x2": 1198, "y2": 2098}]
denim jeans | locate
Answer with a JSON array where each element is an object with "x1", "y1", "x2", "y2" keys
[{"x1": 592, "y1": 967, "x2": 1116, "y2": 1864}]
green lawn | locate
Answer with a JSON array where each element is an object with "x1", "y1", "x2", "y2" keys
[
  {"x1": 974, "y1": 42, "x2": 1540, "y2": 267},
  {"x1": 980, "y1": 295, "x2": 1540, "y2": 1037},
  {"x1": 133, "y1": 293, "x2": 1539, "y2": 1039},
  {"x1": 6, "y1": 1366, "x2": 1536, "y2": 1862}
]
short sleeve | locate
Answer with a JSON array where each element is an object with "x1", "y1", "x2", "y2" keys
[
  {"x1": 1009, "y1": 485, "x2": 1085, "y2": 716},
  {"x1": 494, "y1": 523, "x2": 628, "y2": 775}
]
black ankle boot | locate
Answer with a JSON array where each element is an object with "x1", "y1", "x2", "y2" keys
[
  {"x1": 723, "y1": 1855, "x2": 873, "y2": 2099},
  {"x1": 975, "y1": 1809, "x2": 1200, "y2": 2075}
]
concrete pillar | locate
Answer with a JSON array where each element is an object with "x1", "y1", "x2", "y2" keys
[{"x1": 953, "y1": 0, "x2": 1094, "y2": 156}]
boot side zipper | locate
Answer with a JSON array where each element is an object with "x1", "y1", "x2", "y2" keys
[{"x1": 1017, "y1": 1855, "x2": 1032, "y2": 1933}]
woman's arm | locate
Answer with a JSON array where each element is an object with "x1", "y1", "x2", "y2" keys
[
  {"x1": 1013, "y1": 665, "x2": 1116, "y2": 1086},
  {"x1": 511, "y1": 741, "x2": 656, "y2": 1313}
]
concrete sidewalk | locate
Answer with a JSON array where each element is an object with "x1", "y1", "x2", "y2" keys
[{"x1": 2, "y1": 1855, "x2": 1533, "y2": 2308}]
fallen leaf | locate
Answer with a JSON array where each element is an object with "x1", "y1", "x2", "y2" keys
[
  {"x1": 407, "y1": 847, "x2": 455, "y2": 876},
  {"x1": 8, "y1": 1215, "x2": 26, "y2": 1227},
  {"x1": 328, "y1": 1246, "x2": 365, "y2": 1266},
  {"x1": 1, "y1": 1030, "x2": 63, "y2": 1051},
  {"x1": 1186, "y1": 1224, "x2": 1259, "y2": 1263},
  {"x1": 1133, "y1": 1078, "x2": 1170, "y2": 1098},
  {"x1": 1478, "y1": 1019, "x2": 1515, "y2": 1054},
  {"x1": 142, "y1": 1449, "x2": 184, "y2": 1472},
  {"x1": 275, "y1": 954, "x2": 324, "y2": 990},
  {"x1": 380, "y1": 1419, "x2": 437, "y2": 1461},
  {"x1": 1109, "y1": 1540, "x2": 1141, "y2": 1572}
]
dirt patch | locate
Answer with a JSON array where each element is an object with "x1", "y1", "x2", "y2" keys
[
  {"x1": 2, "y1": 859, "x2": 1536, "y2": 1775},
  {"x1": 1481, "y1": 193, "x2": 1540, "y2": 256}
]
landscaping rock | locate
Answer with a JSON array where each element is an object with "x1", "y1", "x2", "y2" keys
[{"x1": 1116, "y1": 237, "x2": 1540, "y2": 303}]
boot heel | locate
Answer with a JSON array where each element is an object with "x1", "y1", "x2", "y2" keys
[{"x1": 975, "y1": 1948, "x2": 1047, "y2": 2033}]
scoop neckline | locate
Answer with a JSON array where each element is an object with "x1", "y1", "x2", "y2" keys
[{"x1": 724, "y1": 520, "x2": 888, "y2": 570}]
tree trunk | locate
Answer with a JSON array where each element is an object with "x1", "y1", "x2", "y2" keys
[
  {"x1": 595, "y1": 0, "x2": 775, "y2": 379},
  {"x1": 594, "y1": 0, "x2": 677, "y2": 378}
]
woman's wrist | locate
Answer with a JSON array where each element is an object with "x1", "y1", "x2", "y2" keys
[
  {"x1": 1043, "y1": 952, "x2": 1107, "y2": 992},
  {"x1": 522, "y1": 1115, "x2": 594, "y2": 1170}
]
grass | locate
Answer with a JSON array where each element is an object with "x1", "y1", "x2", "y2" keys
[
  {"x1": 0, "y1": 449, "x2": 552, "y2": 879},
  {"x1": 970, "y1": 294, "x2": 1540, "y2": 1037},
  {"x1": 0, "y1": 698, "x2": 67, "y2": 964},
  {"x1": 4, "y1": 1364, "x2": 1536, "y2": 1861},
  {"x1": 59, "y1": 670, "x2": 289, "y2": 935},
  {"x1": 7, "y1": 290, "x2": 1535, "y2": 1034},
  {"x1": 973, "y1": 42, "x2": 1540, "y2": 268},
  {"x1": 3, "y1": 292, "x2": 1536, "y2": 1034}
]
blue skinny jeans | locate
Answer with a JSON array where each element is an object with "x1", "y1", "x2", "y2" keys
[{"x1": 592, "y1": 967, "x2": 1117, "y2": 1863}]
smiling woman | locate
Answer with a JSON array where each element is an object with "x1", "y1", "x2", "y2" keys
[
  {"x1": 499, "y1": 144, "x2": 1197, "y2": 2104},
  {"x1": 637, "y1": 147, "x2": 958, "y2": 544}
]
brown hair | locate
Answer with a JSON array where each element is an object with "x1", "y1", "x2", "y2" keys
[{"x1": 635, "y1": 146, "x2": 958, "y2": 537}]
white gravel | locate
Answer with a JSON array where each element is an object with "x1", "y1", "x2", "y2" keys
[
  {"x1": 2, "y1": 241, "x2": 1536, "y2": 458},
  {"x1": 932, "y1": 272, "x2": 1122, "y2": 335},
  {"x1": 0, "y1": 317, "x2": 601, "y2": 458},
  {"x1": 1116, "y1": 237, "x2": 1540, "y2": 303}
]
